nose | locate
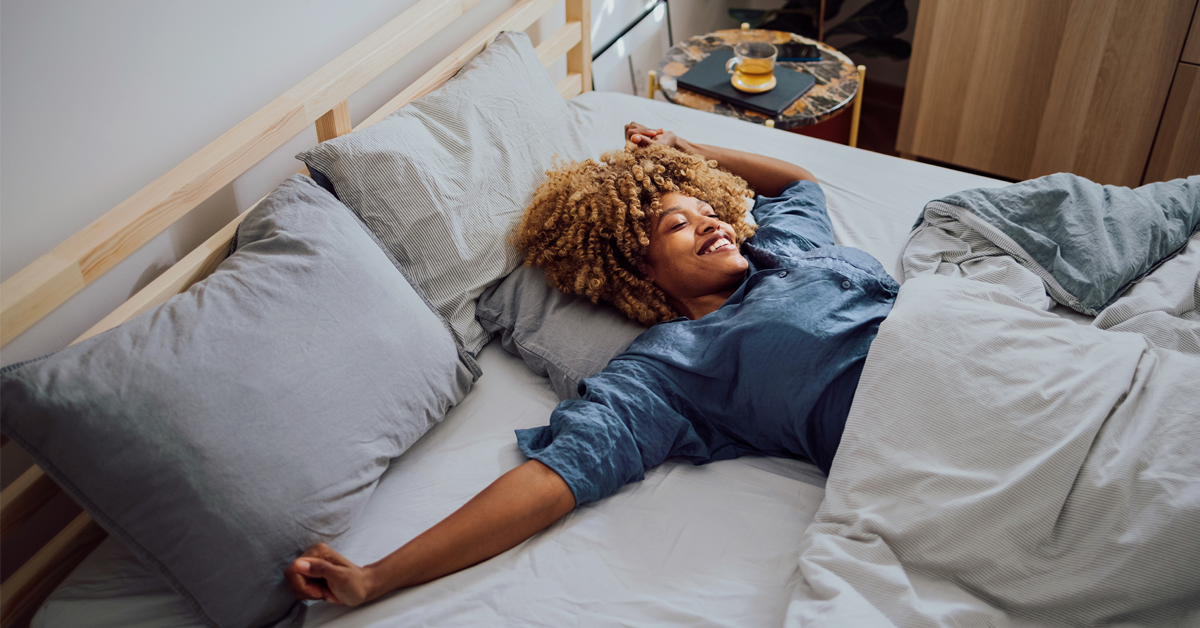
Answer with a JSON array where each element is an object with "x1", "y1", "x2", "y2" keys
[{"x1": 698, "y1": 216, "x2": 720, "y2": 233}]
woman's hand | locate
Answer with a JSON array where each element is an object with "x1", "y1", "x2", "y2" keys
[
  {"x1": 282, "y1": 461, "x2": 574, "y2": 608},
  {"x1": 623, "y1": 121, "x2": 816, "y2": 195},
  {"x1": 625, "y1": 122, "x2": 681, "y2": 150},
  {"x1": 285, "y1": 542, "x2": 374, "y2": 606}
]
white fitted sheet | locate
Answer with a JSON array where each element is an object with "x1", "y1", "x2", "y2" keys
[{"x1": 35, "y1": 92, "x2": 1013, "y2": 628}]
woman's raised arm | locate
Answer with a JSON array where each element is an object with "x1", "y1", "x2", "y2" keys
[
  {"x1": 625, "y1": 122, "x2": 817, "y2": 197},
  {"x1": 285, "y1": 459, "x2": 575, "y2": 606}
]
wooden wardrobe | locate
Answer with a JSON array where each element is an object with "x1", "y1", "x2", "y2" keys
[{"x1": 897, "y1": 0, "x2": 1200, "y2": 186}]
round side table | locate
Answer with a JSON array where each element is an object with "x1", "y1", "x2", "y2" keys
[{"x1": 653, "y1": 29, "x2": 862, "y2": 135}]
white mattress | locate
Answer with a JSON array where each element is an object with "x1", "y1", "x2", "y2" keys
[{"x1": 34, "y1": 92, "x2": 1012, "y2": 628}]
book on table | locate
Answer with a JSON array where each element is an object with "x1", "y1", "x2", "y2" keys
[{"x1": 677, "y1": 48, "x2": 816, "y2": 118}]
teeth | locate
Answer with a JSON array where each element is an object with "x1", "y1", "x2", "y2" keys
[{"x1": 705, "y1": 237, "x2": 731, "y2": 254}]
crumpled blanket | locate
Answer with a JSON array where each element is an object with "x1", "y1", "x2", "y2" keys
[{"x1": 785, "y1": 174, "x2": 1200, "y2": 627}]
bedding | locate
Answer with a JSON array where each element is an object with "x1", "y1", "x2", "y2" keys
[
  {"x1": 476, "y1": 263, "x2": 646, "y2": 400},
  {"x1": 297, "y1": 32, "x2": 594, "y2": 356},
  {"x1": 787, "y1": 177, "x2": 1200, "y2": 626},
  {"x1": 904, "y1": 172, "x2": 1200, "y2": 314},
  {"x1": 3, "y1": 175, "x2": 475, "y2": 628},
  {"x1": 32, "y1": 92, "x2": 1010, "y2": 627}
]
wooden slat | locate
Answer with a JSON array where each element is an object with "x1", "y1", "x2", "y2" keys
[
  {"x1": 75, "y1": 210, "x2": 251, "y2": 345},
  {"x1": 556, "y1": 72, "x2": 584, "y2": 98},
  {"x1": 315, "y1": 100, "x2": 353, "y2": 142},
  {"x1": 1144, "y1": 62, "x2": 1200, "y2": 183},
  {"x1": 0, "y1": 0, "x2": 479, "y2": 348},
  {"x1": 0, "y1": 467, "x2": 56, "y2": 539},
  {"x1": 536, "y1": 21, "x2": 582, "y2": 69},
  {"x1": 356, "y1": 0, "x2": 562, "y2": 130},
  {"x1": 565, "y1": 0, "x2": 592, "y2": 93},
  {"x1": 0, "y1": 513, "x2": 106, "y2": 627}
]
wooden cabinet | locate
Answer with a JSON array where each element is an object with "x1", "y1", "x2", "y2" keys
[
  {"x1": 897, "y1": 0, "x2": 1199, "y2": 186},
  {"x1": 1146, "y1": 63, "x2": 1200, "y2": 182}
]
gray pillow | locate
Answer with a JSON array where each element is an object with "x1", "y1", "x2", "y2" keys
[
  {"x1": 0, "y1": 175, "x2": 476, "y2": 628},
  {"x1": 297, "y1": 32, "x2": 593, "y2": 356},
  {"x1": 476, "y1": 264, "x2": 647, "y2": 400}
]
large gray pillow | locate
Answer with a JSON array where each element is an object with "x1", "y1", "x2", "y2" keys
[
  {"x1": 476, "y1": 264, "x2": 646, "y2": 400},
  {"x1": 0, "y1": 175, "x2": 476, "y2": 628},
  {"x1": 297, "y1": 32, "x2": 593, "y2": 355}
]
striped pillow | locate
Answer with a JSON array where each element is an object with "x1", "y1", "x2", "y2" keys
[{"x1": 298, "y1": 32, "x2": 592, "y2": 354}]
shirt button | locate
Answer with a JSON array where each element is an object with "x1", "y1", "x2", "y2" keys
[
  {"x1": 841, "y1": 280, "x2": 852, "y2": 289},
  {"x1": 778, "y1": 271, "x2": 788, "y2": 278}
]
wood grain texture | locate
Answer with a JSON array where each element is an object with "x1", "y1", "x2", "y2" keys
[
  {"x1": 315, "y1": 100, "x2": 353, "y2": 142},
  {"x1": 0, "y1": 514, "x2": 106, "y2": 627},
  {"x1": 1144, "y1": 62, "x2": 1200, "y2": 182},
  {"x1": 897, "y1": 0, "x2": 1197, "y2": 186},
  {"x1": 0, "y1": 0, "x2": 470, "y2": 348},
  {"x1": 1183, "y1": 5, "x2": 1200, "y2": 64}
]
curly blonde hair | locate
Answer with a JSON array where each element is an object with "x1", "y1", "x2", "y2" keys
[{"x1": 514, "y1": 143, "x2": 756, "y2": 325}]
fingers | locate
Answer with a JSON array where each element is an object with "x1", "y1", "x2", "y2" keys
[
  {"x1": 290, "y1": 557, "x2": 348, "y2": 605},
  {"x1": 625, "y1": 122, "x2": 660, "y2": 144},
  {"x1": 285, "y1": 558, "x2": 330, "y2": 601},
  {"x1": 302, "y1": 542, "x2": 352, "y2": 567},
  {"x1": 287, "y1": 543, "x2": 360, "y2": 605}
]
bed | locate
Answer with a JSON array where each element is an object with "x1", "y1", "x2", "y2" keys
[{"x1": 3, "y1": 1, "x2": 1198, "y2": 627}]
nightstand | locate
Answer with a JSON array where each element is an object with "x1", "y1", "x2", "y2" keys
[{"x1": 650, "y1": 27, "x2": 866, "y2": 145}]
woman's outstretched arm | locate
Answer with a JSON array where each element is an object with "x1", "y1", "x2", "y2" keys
[
  {"x1": 285, "y1": 460, "x2": 575, "y2": 606},
  {"x1": 625, "y1": 122, "x2": 817, "y2": 197}
]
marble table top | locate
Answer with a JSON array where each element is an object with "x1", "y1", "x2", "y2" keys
[{"x1": 655, "y1": 29, "x2": 860, "y2": 129}]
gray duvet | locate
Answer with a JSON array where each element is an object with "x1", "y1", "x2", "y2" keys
[{"x1": 786, "y1": 174, "x2": 1200, "y2": 627}]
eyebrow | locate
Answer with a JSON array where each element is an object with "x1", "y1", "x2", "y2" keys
[
  {"x1": 656, "y1": 206, "x2": 686, "y2": 232},
  {"x1": 658, "y1": 201, "x2": 717, "y2": 229}
]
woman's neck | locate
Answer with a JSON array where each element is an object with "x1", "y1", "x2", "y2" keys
[{"x1": 671, "y1": 288, "x2": 738, "y2": 320}]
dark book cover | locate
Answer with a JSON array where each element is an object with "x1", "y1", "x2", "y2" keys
[{"x1": 677, "y1": 48, "x2": 816, "y2": 117}]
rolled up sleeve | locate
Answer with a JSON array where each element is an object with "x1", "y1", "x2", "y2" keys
[{"x1": 516, "y1": 359, "x2": 710, "y2": 506}]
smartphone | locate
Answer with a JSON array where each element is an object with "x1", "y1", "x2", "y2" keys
[{"x1": 776, "y1": 43, "x2": 822, "y2": 62}]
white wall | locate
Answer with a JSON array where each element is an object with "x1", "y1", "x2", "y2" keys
[{"x1": 0, "y1": 0, "x2": 565, "y2": 366}]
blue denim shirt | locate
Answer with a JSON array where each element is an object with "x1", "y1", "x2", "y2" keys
[{"x1": 516, "y1": 181, "x2": 899, "y2": 505}]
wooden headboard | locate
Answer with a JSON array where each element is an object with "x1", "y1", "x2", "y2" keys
[{"x1": 0, "y1": 0, "x2": 591, "y2": 623}]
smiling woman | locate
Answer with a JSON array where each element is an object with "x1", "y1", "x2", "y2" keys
[
  {"x1": 285, "y1": 121, "x2": 895, "y2": 607},
  {"x1": 514, "y1": 122, "x2": 818, "y2": 323},
  {"x1": 645, "y1": 192, "x2": 751, "y2": 319}
]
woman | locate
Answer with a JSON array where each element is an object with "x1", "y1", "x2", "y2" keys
[{"x1": 285, "y1": 123, "x2": 898, "y2": 606}]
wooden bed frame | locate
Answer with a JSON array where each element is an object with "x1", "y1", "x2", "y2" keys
[{"x1": 0, "y1": 1, "x2": 592, "y2": 624}]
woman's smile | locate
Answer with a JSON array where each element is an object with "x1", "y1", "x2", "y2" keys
[{"x1": 699, "y1": 233, "x2": 736, "y2": 255}]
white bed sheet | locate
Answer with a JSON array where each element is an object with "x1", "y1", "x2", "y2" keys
[{"x1": 35, "y1": 91, "x2": 1015, "y2": 628}]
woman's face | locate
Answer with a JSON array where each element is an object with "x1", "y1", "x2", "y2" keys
[{"x1": 644, "y1": 192, "x2": 749, "y2": 302}]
